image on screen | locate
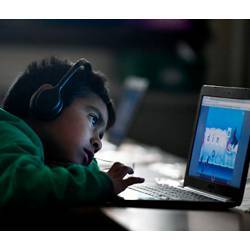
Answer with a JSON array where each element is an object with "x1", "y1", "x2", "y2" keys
[{"x1": 198, "y1": 107, "x2": 244, "y2": 183}]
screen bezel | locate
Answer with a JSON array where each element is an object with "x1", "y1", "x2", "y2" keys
[{"x1": 184, "y1": 85, "x2": 250, "y2": 204}]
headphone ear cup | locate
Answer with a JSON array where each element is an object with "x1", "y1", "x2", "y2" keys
[{"x1": 30, "y1": 84, "x2": 63, "y2": 120}]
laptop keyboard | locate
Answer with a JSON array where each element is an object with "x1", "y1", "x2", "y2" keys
[{"x1": 129, "y1": 183, "x2": 217, "y2": 201}]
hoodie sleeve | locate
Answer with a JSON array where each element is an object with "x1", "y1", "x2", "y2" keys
[{"x1": 0, "y1": 118, "x2": 114, "y2": 208}]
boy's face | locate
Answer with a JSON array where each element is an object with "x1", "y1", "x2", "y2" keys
[{"x1": 39, "y1": 94, "x2": 108, "y2": 165}]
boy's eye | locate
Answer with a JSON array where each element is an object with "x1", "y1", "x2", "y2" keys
[{"x1": 89, "y1": 113, "x2": 98, "y2": 126}]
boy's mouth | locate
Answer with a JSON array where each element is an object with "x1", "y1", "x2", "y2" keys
[{"x1": 83, "y1": 148, "x2": 94, "y2": 165}]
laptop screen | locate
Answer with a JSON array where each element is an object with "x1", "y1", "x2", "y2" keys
[{"x1": 188, "y1": 96, "x2": 250, "y2": 188}]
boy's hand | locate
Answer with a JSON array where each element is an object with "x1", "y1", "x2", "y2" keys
[{"x1": 106, "y1": 162, "x2": 145, "y2": 194}]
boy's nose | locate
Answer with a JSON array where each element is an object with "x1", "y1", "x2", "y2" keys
[{"x1": 90, "y1": 137, "x2": 102, "y2": 153}]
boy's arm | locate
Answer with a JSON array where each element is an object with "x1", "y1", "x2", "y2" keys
[{"x1": 0, "y1": 135, "x2": 114, "y2": 208}]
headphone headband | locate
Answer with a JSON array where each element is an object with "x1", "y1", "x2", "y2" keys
[{"x1": 56, "y1": 58, "x2": 92, "y2": 91}]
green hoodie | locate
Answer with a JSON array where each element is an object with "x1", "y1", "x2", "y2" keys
[{"x1": 0, "y1": 108, "x2": 114, "y2": 207}]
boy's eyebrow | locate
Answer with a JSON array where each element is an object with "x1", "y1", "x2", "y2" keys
[{"x1": 85, "y1": 105, "x2": 106, "y2": 128}]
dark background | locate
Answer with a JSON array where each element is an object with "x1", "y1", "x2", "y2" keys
[{"x1": 0, "y1": 20, "x2": 249, "y2": 158}]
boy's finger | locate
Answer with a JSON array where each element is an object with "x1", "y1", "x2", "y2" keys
[
  {"x1": 116, "y1": 166, "x2": 134, "y2": 179},
  {"x1": 123, "y1": 177, "x2": 145, "y2": 187},
  {"x1": 111, "y1": 162, "x2": 133, "y2": 173},
  {"x1": 112, "y1": 164, "x2": 134, "y2": 175},
  {"x1": 122, "y1": 165, "x2": 134, "y2": 175},
  {"x1": 112, "y1": 162, "x2": 123, "y2": 168}
]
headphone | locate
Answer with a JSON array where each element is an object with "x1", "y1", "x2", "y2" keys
[{"x1": 29, "y1": 58, "x2": 92, "y2": 121}]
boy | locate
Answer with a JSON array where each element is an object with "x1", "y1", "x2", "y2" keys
[{"x1": 0, "y1": 57, "x2": 144, "y2": 208}]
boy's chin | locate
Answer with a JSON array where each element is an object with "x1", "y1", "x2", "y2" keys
[{"x1": 81, "y1": 158, "x2": 91, "y2": 166}]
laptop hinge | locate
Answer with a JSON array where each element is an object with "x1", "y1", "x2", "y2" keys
[{"x1": 183, "y1": 186, "x2": 231, "y2": 202}]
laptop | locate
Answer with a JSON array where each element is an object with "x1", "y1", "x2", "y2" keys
[{"x1": 112, "y1": 85, "x2": 250, "y2": 209}]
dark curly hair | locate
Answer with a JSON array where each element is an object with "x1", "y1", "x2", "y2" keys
[{"x1": 2, "y1": 57, "x2": 116, "y2": 129}]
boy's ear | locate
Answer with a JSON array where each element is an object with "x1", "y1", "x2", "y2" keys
[{"x1": 29, "y1": 84, "x2": 54, "y2": 108}]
